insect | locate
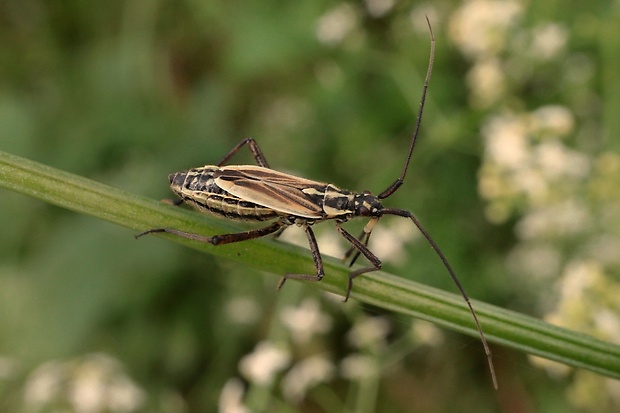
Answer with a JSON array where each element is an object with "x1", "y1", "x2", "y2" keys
[{"x1": 136, "y1": 20, "x2": 497, "y2": 388}]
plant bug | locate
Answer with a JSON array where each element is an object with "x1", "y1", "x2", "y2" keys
[{"x1": 137, "y1": 19, "x2": 497, "y2": 388}]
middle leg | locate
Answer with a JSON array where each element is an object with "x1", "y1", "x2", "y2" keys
[{"x1": 277, "y1": 224, "x2": 325, "y2": 290}]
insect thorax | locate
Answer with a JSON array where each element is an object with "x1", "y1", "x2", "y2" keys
[
  {"x1": 351, "y1": 192, "x2": 383, "y2": 217},
  {"x1": 303, "y1": 185, "x2": 382, "y2": 219},
  {"x1": 169, "y1": 167, "x2": 279, "y2": 221}
]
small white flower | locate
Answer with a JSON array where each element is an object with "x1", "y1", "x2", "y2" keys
[
  {"x1": 281, "y1": 355, "x2": 335, "y2": 402},
  {"x1": 340, "y1": 354, "x2": 379, "y2": 380},
  {"x1": 69, "y1": 354, "x2": 144, "y2": 413},
  {"x1": 594, "y1": 310, "x2": 620, "y2": 344},
  {"x1": 512, "y1": 167, "x2": 548, "y2": 202},
  {"x1": 316, "y1": 4, "x2": 360, "y2": 46},
  {"x1": 466, "y1": 58, "x2": 506, "y2": 108},
  {"x1": 239, "y1": 342, "x2": 291, "y2": 385},
  {"x1": 364, "y1": 0, "x2": 395, "y2": 18},
  {"x1": 506, "y1": 243, "x2": 562, "y2": 280},
  {"x1": 23, "y1": 354, "x2": 145, "y2": 413},
  {"x1": 281, "y1": 299, "x2": 333, "y2": 344},
  {"x1": 482, "y1": 114, "x2": 530, "y2": 170},
  {"x1": 530, "y1": 23, "x2": 568, "y2": 60},
  {"x1": 449, "y1": 0, "x2": 523, "y2": 59},
  {"x1": 530, "y1": 105, "x2": 574, "y2": 138},
  {"x1": 347, "y1": 316, "x2": 391, "y2": 350},
  {"x1": 218, "y1": 378, "x2": 250, "y2": 413},
  {"x1": 535, "y1": 140, "x2": 589, "y2": 180},
  {"x1": 558, "y1": 261, "x2": 601, "y2": 302},
  {"x1": 316, "y1": 230, "x2": 346, "y2": 258},
  {"x1": 23, "y1": 361, "x2": 64, "y2": 406},
  {"x1": 516, "y1": 200, "x2": 591, "y2": 240},
  {"x1": 107, "y1": 377, "x2": 145, "y2": 412},
  {"x1": 369, "y1": 220, "x2": 417, "y2": 265},
  {"x1": 410, "y1": 321, "x2": 444, "y2": 347}
]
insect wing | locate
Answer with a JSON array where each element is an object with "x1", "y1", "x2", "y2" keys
[{"x1": 214, "y1": 165, "x2": 326, "y2": 219}]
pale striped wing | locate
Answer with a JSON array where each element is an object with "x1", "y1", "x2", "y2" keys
[{"x1": 213, "y1": 165, "x2": 327, "y2": 219}]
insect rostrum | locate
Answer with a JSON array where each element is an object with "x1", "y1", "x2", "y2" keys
[{"x1": 136, "y1": 19, "x2": 498, "y2": 389}]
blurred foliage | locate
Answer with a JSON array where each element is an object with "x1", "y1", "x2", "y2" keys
[{"x1": 0, "y1": 0, "x2": 619, "y2": 412}]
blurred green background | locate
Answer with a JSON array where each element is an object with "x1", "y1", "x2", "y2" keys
[{"x1": 1, "y1": 0, "x2": 619, "y2": 412}]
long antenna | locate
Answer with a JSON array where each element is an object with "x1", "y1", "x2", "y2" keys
[
  {"x1": 384, "y1": 208, "x2": 498, "y2": 389},
  {"x1": 378, "y1": 16, "x2": 434, "y2": 200}
]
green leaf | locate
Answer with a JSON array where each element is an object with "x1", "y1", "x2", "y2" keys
[{"x1": 1, "y1": 149, "x2": 620, "y2": 382}]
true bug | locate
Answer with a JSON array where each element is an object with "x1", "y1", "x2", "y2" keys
[{"x1": 137, "y1": 20, "x2": 497, "y2": 388}]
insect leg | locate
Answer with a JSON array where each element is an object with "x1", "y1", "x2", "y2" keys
[
  {"x1": 216, "y1": 137, "x2": 271, "y2": 168},
  {"x1": 272, "y1": 225, "x2": 288, "y2": 239},
  {"x1": 135, "y1": 221, "x2": 286, "y2": 245},
  {"x1": 342, "y1": 229, "x2": 367, "y2": 265},
  {"x1": 335, "y1": 222, "x2": 382, "y2": 302},
  {"x1": 276, "y1": 225, "x2": 324, "y2": 290},
  {"x1": 343, "y1": 218, "x2": 379, "y2": 267}
]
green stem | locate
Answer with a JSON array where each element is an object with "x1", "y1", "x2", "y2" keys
[{"x1": 1, "y1": 150, "x2": 620, "y2": 381}]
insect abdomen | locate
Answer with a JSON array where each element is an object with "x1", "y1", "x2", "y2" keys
[
  {"x1": 170, "y1": 167, "x2": 279, "y2": 222},
  {"x1": 191, "y1": 193, "x2": 279, "y2": 221}
]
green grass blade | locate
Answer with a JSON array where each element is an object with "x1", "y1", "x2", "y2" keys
[{"x1": 1, "y1": 149, "x2": 620, "y2": 381}]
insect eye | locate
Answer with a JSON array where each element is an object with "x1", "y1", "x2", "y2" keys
[{"x1": 357, "y1": 204, "x2": 372, "y2": 216}]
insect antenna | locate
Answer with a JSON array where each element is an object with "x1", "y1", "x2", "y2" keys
[
  {"x1": 378, "y1": 16, "x2": 434, "y2": 200},
  {"x1": 346, "y1": 18, "x2": 435, "y2": 274},
  {"x1": 382, "y1": 207, "x2": 498, "y2": 389}
]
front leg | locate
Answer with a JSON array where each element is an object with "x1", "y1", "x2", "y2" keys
[
  {"x1": 335, "y1": 222, "x2": 382, "y2": 302},
  {"x1": 342, "y1": 217, "x2": 378, "y2": 268}
]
